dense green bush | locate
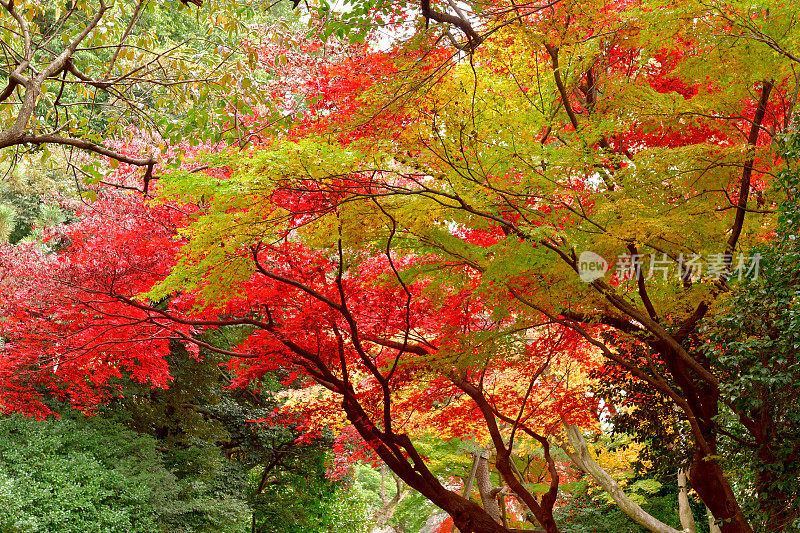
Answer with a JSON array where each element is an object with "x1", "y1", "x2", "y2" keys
[
  {"x1": 0, "y1": 414, "x2": 249, "y2": 533},
  {"x1": 554, "y1": 490, "x2": 708, "y2": 533}
]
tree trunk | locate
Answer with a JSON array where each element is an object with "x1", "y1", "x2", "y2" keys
[
  {"x1": 677, "y1": 467, "x2": 696, "y2": 533},
  {"x1": 656, "y1": 344, "x2": 754, "y2": 533},
  {"x1": 688, "y1": 447, "x2": 753, "y2": 533},
  {"x1": 372, "y1": 466, "x2": 411, "y2": 529},
  {"x1": 340, "y1": 398, "x2": 511, "y2": 533},
  {"x1": 474, "y1": 452, "x2": 503, "y2": 524},
  {"x1": 561, "y1": 423, "x2": 683, "y2": 533},
  {"x1": 707, "y1": 506, "x2": 722, "y2": 533}
]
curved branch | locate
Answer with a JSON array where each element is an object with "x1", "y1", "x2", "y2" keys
[
  {"x1": 560, "y1": 423, "x2": 682, "y2": 533},
  {"x1": 421, "y1": 0, "x2": 483, "y2": 49}
]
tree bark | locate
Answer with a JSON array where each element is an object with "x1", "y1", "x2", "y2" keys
[
  {"x1": 653, "y1": 342, "x2": 754, "y2": 533},
  {"x1": 561, "y1": 423, "x2": 683, "y2": 533},
  {"x1": 688, "y1": 450, "x2": 753, "y2": 533},
  {"x1": 474, "y1": 451, "x2": 503, "y2": 524},
  {"x1": 677, "y1": 467, "x2": 696, "y2": 533},
  {"x1": 372, "y1": 466, "x2": 411, "y2": 529},
  {"x1": 707, "y1": 506, "x2": 722, "y2": 533},
  {"x1": 340, "y1": 397, "x2": 511, "y2": 533}
]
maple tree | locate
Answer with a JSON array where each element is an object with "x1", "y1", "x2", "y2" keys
[
  {"x1": 0, "y1": 0, "x2": 312, "y2": 191},
  {"x1": 236, "y1": 1, "x2": 794, "y2": 529},
  {"x1": 2, "y1": 0, "x2": 800, "y2": 532},
  {"x1": 0, "y1": 185, "x2": 602, "y2": 532}
]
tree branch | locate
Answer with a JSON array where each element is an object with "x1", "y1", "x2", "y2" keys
[{"x1": 724, "y1": 80, "x2": 773, "y2": 264}]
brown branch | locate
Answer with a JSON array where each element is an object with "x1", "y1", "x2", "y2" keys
[
  {"x1": 420, "y1": 0, "x2": 483, "y2": 49},
  {"x1": 361, "y1": 334, "x2": 431, "y2": 356},
  {"x1": 724, "y1": 80, "x2": 773, "y2": 262},
  {"x1": 559, "y1": 310, "x2": 644, "y2": 334},
  {"x1": 104, "y1": 0, "x2": 147, "y2": 80},
  {"x1": 449, "y1": 373, "x2": 558, "y2": 531},
  {"x1": 545, "y1": 44, "x2": 580, "y2": 131},
  {"x1": 19, "y1": 133, "x2": 153, "y2": 165},
  {"x1": 628, "y1": 243, "x2": 658, "y2": 321},
  {"x1": 0, "y1": 76, "x2": 19, "y2": 103}
]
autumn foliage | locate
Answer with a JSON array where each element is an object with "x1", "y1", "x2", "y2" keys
[{"x1": 3, "y1": 0, "x2": 800, "y2": 531}]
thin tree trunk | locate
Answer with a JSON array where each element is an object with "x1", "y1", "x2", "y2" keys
[
  {"x1": 372, "y1": 468, "x2": 411, "y2": 529},
  {"x1": 340, "y1": 398, "x2": 511, "y2": 533},
  {"x1": 450, "y1": 377, "x2": 561, "y2": 533},
  {"x1": 677, "y1": 467, "x2": 696, "y2": 533},
  {"x1": 474, "y1": 451, "x2": 503, "y2": 524},
  {"x1": 707, "y1": 506, "x2": 722, "y2": 533},
  {"x1": 452, "y1": 451, "x2": 483, "y2": 533},
  {"x1": 561, "y1": 422, "x2": 682, "y2": 533}
]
